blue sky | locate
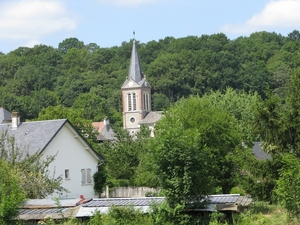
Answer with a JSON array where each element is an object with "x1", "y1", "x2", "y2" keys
[{"x1": 0, "y1": 0, "x2": 300, "y2": 54}]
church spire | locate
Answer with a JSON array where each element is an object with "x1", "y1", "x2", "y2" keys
[{"x1": 127, "y1": 39, "x2": 143, "y2": 82}]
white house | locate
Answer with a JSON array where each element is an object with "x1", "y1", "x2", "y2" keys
[{"x1": 0, "y1": 111, "x2": 103, "y2": 199}]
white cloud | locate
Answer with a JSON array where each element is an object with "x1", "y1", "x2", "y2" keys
[
  {"x1": 221, "y1": 0, "x2": 300, "y2": 35},
  {"x1": 25, "y1": 39, "x2": 41, "y2": 48},
  {"x1": 98, "y1": 0, "x2": 159, "y2": 7},
  {"x1": 0, "y1": 0, "x2": 77, "y2": 40}
]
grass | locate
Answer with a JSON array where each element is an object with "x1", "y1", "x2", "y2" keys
[{"x1": 227, "y1": 202, "x2": 299, "y2": 225}]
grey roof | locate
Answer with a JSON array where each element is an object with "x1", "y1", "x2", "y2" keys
[
  {"x1": 252, "y1": 142, "x2": 272, "y2": 160},
  {"x1": 76, "y1": 197, "x2": 164, "y2": 217},
  {"x1": 0, "y1": 119, "x2": 103, "y2": 160},
  {"x1": 76, "y1": 195, "x2": 252, "y2": 217},
  {"x1": 82, "y1": 197, "x2": 164, "y2": 207},
  {"x1": 0, "y1": 119, "x2": 67, "y2": 156},
  {"x1": 207, "y1": 194, "x2": 252, "y2": 206},
  {"x1": 139, "y1": 111, "x2": 163, "y2": 125},
  {"x1": 18, "y1": 199, "x2": 81, "y2": 220},
  {"x1": 0, "y1": 107, "x2": 12, "y2": 123},
  {"x1": 127, "y1": 40, "x2": 143, "y2": 83}
]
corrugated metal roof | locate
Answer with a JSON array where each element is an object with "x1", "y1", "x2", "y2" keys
[
  {"x1": 208, "y1": 194, "x2": 252, "y2": 206},
  {"x1": 82, "y1": 197, "x2": 164, "y2": 207},
  {"x1": 76, "y1": 195, "x2": 252, "y2": 217},
  {"x1": 17, "y1": 199, "x2": 83, "y2": 220}
]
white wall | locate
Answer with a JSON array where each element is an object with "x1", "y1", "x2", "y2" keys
[{"x1": 40, "y1": 124, "x2": 99, "y2": 199}]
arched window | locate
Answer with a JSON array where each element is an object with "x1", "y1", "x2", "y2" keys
[
  {"x1": 128, "y1": 93, "x2": 132, "y2": 111},
  {"x1": 143, "y1": 92, "x2": 150, "y2": 111},
  {"x1": 133, "y1": 93, "x2": 136, "y2": 111}
]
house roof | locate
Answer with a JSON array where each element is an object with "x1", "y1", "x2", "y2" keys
[
  {"x1": 76, "y1": 194, "x2": 252, "y2": 217},
  {"x1": 76, "y1": 197, "x2": 164, "y2": 216},
  {"x1": 0, "y1": 107, "x2": 12, "y2": 123},
  {"x1": 139, "y1": 111, "x2": 163, "y2": 125},
  {"x1": 17, "y1": 198, "x2": 82, "y2": 220},
  {"x1": 0, "y1": 119, "x2": 103, "y2": 160},
  {"x1": 252, "y1": 142, "x2": 271, "y2": 160},
  {"x1": 92, "y1": 120, "x2": 116, "y2": 141}
]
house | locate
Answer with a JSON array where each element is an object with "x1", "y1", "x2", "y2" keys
[
  {"x1": 121, "y1": 39, "x2": 162, "y2": 135},
  {"x1": 0, "y1": 111, "x2": 103, "y2": 199},
  {"x1": 92, "y1": 118, "x2": 116, "y2": 142}
]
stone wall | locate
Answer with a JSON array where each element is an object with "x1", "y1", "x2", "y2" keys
[{"x1": 101, "y1": 186, "x2": 160, "y2": 198}]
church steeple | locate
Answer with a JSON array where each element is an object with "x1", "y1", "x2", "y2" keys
[
  {"x1": 128, "y1": 40, "x2": 143, "y2": 83},
  {"x1": 121, "y1": 38, "x2": 152, "y2": 134}
]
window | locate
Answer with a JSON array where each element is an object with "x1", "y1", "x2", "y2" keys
[
  {"x1": 128, "y1": 93, "x2": 137, "y2": 111},
  {"x1": 128, "y1": 94, "x2": 132, "y2": 111},
  {"x1": 81, "y1": 168, "x2": 92, "y2": 184},
  {"x1": 65, "y1": 169, "x2": 70, "y2": 179},
  {"x1": 143, "y1": 92, "x2": 150, "y2": 111},
  {"x1": 132, "y1": 93, "x2": 136, "y2": 111},
  {"x1": 130, "y1": 117, "x2": 135, "y2": 123}
]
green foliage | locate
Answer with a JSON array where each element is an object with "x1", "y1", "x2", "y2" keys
[
  {"x1": 88, "y1": 206, "x2": 153, "y2": 225},
  {"x1": 0, "y1": 160, "x2": 25, "y2": 224},
  {"x1": 276, "y1": 153, "x2": 300, "y2": 220},
  {"x1": 230, "y1": 187, "x2": 246, "y2": 196},
  {"x1": 153, "y1": 96, "x2": 242, "y2": 207},
  {"x1": 93, "y1": 163, "x2": 107, "y2": 195},
  {"x1": 0, "y1": 130, "x2": 67, "y2": 199}
]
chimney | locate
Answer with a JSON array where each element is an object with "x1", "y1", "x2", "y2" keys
[
  {"x1": 104, "y1": 117, "x2": 110, "y2": 131},
  {"x1": 11, "y1": 112, "x2": 20, "y2": 130}
]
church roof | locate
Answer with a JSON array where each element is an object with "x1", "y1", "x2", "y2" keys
[
  {"x1": 127, "y1": 40, "x2": 143, "y2": 83},
  {"x1": 139, "y1": 111, "x2": 163, "y2": 125}
]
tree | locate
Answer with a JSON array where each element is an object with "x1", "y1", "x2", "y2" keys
[
  {"x1": 0, "y1": 160, "x2": 25, "y2": 223},
  {"x1": 0, "y1": 130, "x2": 67, "y2": 198},
  {"x1": 152, "y1": 96, "x2": 242, "y2": 207},
  {"x1": 58, "y1": 37, "x2": 85, "y2": 54},
  {"x1": 202, "y1": 87, "x2": 261, "y2": 147},
  {"x1": 276, "y1": 153, "x2": 300, "y2": 220}
]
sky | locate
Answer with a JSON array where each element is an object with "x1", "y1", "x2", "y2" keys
[{"x1": 1, "y1": 0, "x2": 300, "y2": 54}]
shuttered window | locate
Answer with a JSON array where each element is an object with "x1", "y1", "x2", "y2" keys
[
  {"x1": 81, "y1": 169, "x2": 86, "y2": 184},
  {"x1": 87, "y1": 169, "x2": 92, "y2": 183},
  {"x1": 81, "y1": 168, "x2": 92, "y2": 184}
]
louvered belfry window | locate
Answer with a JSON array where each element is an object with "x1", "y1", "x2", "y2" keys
[
  {"x1": 143, "y1": 92, "x2": 149, "y2": 111},
  {"x1": 132, "y1": 93, "x2": 136, "y2": 111},
  {"x1": 128, "y1": 94, "x2": 132, "y2": 111}
]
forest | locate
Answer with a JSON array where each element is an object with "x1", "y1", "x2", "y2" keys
[
  {"x1": 1, "y1": 30, "x2": 300, "y2": 126},
  {"x1": 2, "y1": 30, "x2": 300, "y2": 224}
]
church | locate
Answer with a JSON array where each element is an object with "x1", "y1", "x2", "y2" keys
[{"x1": 121, "y1": 39, "x2": 162, "y2": 136}]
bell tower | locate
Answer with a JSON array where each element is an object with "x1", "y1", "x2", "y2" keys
[{"x1": 121, "y1": 39, "x2": 151, "y2": 135}]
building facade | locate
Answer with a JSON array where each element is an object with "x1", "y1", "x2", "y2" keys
[{"x1": 121, "y1": 40, "x2": 152, "y2": 135}]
